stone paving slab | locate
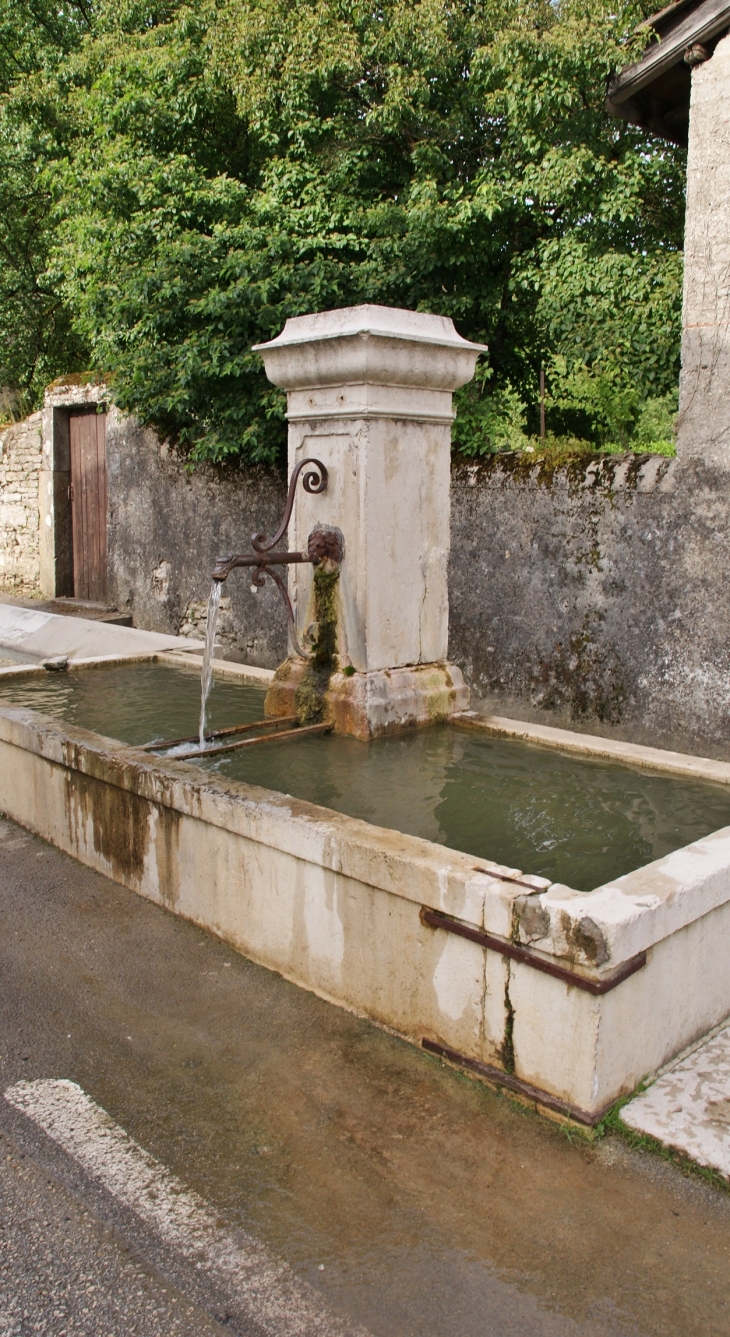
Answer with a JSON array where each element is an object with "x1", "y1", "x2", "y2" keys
[
  {"x1": 0, "y1": 602, "x2": 202, "y2": 661},
  {"x1": 621, "y1": 1025, "x2": 730, "y2": 1178}
]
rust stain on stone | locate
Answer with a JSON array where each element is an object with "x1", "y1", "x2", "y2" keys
[
  {"x1": 152, "y1": 798, "x2": 182, "y2": 911},
  {"x1": 63, "y1": 759, "x2": 180, "y2": 903},
  {"x1": 64, "y1": 767, "x2": 150, "y2": 884}
]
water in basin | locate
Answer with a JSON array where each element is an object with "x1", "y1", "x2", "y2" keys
[{"x1": 3, "y1": 662, "x2": 730, "y2": 891}]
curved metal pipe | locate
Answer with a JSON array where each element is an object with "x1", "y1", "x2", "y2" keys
[
  {"x1": 210, "y1": 458, "x2": 337, "y2": 661},
  {"x1": 251, "y1": 458, "x2": 328, "y2": 554},
  {"x1": 250, "y1": 564, "x2": 309, "y2": 660},
  {"x1": 211, "y1": 550, "x2": 310, "y2": 581}
]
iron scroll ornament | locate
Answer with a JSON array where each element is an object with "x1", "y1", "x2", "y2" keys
[
  {"x1": 210, "y1": 458, "x2": 342, "y2": 660},
  {"x1": 251, "y1": 456, "x2": 328, "y2": 554}
]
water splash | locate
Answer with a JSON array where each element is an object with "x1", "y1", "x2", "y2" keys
[{"x1": 199, "y1": 581, "x2": 222, "y2": 749}]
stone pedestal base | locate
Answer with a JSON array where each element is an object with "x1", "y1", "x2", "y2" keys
[{"x1": 265, "y1": 659, "x2": 469, "y2": 740}]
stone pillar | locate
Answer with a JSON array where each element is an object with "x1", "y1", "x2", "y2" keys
[
  {"x1": 677, "y1": 32, "x2": 730, "y2": 468},
  {"x1": 254, "y1": 304, "x2": 485, "y2": 738}
]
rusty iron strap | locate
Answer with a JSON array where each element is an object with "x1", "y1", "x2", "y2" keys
[
  {"x1": 421, "y1": 1039, "x2": 615, "y2": 1127},
  {"x1": 472, "y1": 864, "x2": 550, "y2": 892},
  {"x1": 250, "y1": 457, "x2": 328, "y2": 554},
  {"x1": 168, "y1": 721, "x2": 333, "y2": 762},
  {"x1": 139, "y1": 716, "x2": 298, "y2": 753},
  {"x1": 419, "y1": 906, "x2": 647, "y2": 995}
]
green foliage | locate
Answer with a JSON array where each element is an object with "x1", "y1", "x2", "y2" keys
[
  {"x1": 632, "y1": 389, "x2": 678, "y2": 454},
  {"x1": 0, "y1": 0, "x2": 686, "y2": 463},
  {"x1": 452, "y1": 366, "x2": 531, "y2": 456},
  {"x1": 0, "y1": 0, "x2": 93, "y2": 401},
  {"x1": 544, "y1": 361, "x2": 678, "y2": 455}
]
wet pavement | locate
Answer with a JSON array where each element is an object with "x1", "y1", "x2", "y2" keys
[
  {"x1": 1, "y1": 816, "x2": 729, "y2": 1336},
  {"x1": 622, "y1": 1025, "x2": 730, "y2": 1179}
]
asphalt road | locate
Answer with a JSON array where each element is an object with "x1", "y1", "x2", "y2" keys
[{"x1": 1, "y1": 815, "x2": 729, "y2": 1337}]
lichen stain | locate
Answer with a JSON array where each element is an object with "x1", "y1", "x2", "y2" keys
[
  {"x1": 531, "y1": 613, "x2": 627, "y2": 724},
  {"x1": 152, "y1": 802, "x2": 182, "y2": 911},
  {"x1": 454, "y1": 451, "x2": 663, "y2": 498},
  {"x1": 560, "y1": 911, "x2": 609, "y2": 966},
  {"x1": 63, "y1": 766, "x2": 180, "y2": 899},
  {"x1": 513, "y1": 893, "x2": 550, "y2": 945}
]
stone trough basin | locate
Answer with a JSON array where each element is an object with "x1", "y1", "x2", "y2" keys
[{"x1": 3, "y1": 651, "x2": 730, "y2": 1126}]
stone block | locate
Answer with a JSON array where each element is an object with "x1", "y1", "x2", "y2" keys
[{"x1": 265, "y1": 657, "x2": 469, "y2": 738}]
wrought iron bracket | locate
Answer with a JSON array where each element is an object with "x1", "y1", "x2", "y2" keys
[{"x1": 210, "y1": 457, "x2": 343, "y2": 659}]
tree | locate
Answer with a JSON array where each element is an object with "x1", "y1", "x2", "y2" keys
[
  {"x1": 1, "y1": 0, "x2": 686, "y2": 458},
  {"x1": 0, "y1": 0, "x2": 92, "y2": 408}
]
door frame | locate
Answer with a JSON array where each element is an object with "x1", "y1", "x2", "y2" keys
[
  {"x1": 40, "y1": 383, "x2": 108, "y2": 599},
  {"x1": 69, "y1": 406, "x2": 108, "y2": 602}
]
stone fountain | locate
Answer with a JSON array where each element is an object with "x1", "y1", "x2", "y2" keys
[
  {"x1": 9, "y1": 302, "x2": 730, "y2": 1128},
  {"x1": 248, "y1": 304, "x2": 486, "y2": 738}
]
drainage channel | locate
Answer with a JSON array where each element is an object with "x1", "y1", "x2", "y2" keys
[{"x1": 145, "y1": 717, "x2": 333, "y2": 762}]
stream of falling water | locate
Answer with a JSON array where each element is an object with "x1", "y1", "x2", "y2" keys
[{"x1": 199, "y1": 581, "x2": 222, "y2": 749}]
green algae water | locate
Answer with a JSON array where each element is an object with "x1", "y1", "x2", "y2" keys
[{"x1": 3, "y1": 662, "x2": 730, "y2": 891}]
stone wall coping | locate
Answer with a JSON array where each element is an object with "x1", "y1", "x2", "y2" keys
[
  {"x1": 156, "y1": 651, "x2": 275, "y2": 685},
  {"x1": 0, "y1": 654, "x2": 158, "y2": 679},
  {"x1": 529, "y1": 827, "x2": 730, "y2": 965},
  {"x1": 457, "y1": 712, "x2": 730, "y2": 962},
  {"x1": 0, "y1": 653, "x2": 272, "y2": 684},
  {"x1": 0, "y1": 704, "x2": 509, "y2": 931},
  {"x1": 0, "y1": 603, "x2": 201, "y2": 660},
  {"x1": 3, "y1": 698, "x2": 730, "y2": 973},
  {"x1": 454, "y1": 711, "x2": 730, "y2": 784}
]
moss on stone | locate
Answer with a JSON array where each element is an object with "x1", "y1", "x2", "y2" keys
[
  {"x1": 46, "y1": 371, "x2": 107, "y2": 392},
  {"x1": 295, "y1": 568, "x2": 340, "y2": 724},
  {"x1": 499, "y1": 977, "x2": 516, "y2": 1075},
  {"x1": 460, "y1": 449, "x2": 673, "y2": 498}
]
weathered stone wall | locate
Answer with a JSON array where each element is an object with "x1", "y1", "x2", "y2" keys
[
  {"x1": 677, "y1": 31, "x2": 730, "y2": 469},
  {"x1": 105, "y1": 409, "x2": 288, "y2": 666},
  {"x1": 8, "y1": 401, "x2": 730, "y2": 756},
  {"x1": 449, "y1": 453, "x2": 730, "y2": 757},
  {"x1": 0, "y1": 413, "x2": 42, "y2": 593}
]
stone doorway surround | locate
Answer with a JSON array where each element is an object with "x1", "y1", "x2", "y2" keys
[
  {"x1": 40, "y1": 380, "x2": 108, "y2": 599},
  {"x1": 69, "y1": 407, "x2": 108, "y2": 602}
]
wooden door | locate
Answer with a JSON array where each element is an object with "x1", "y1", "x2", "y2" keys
[{"x1": 69, "y1": 409, "x2": 108, "y2": 602}]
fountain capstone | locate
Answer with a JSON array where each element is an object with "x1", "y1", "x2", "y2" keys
[{"x1": 254, "y1": 305, "x2": 486, "y2": 738}]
